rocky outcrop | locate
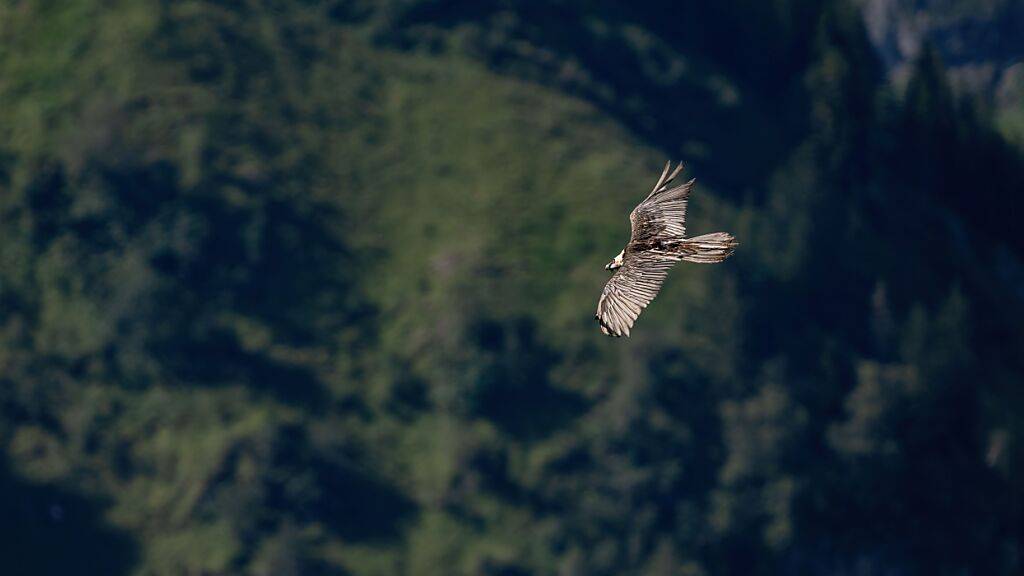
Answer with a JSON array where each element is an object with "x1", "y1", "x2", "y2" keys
[{"x1": 859, "y1": 0, "x2": 1024, "y2": 105}]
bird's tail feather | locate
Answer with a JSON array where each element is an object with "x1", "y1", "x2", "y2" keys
[{"x1": 677, "y1": 232, "x2": 737, "y2": 263}]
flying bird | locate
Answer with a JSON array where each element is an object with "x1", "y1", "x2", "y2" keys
[{"x1": 596, "y1": 161, "x2": 737, "y2": 337}]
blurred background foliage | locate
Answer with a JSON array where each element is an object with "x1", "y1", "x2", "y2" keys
[{"x1": 0, "y1": 0, "x2": 1023, "y2": 574}]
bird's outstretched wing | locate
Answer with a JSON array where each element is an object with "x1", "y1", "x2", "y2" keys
[
  {"x1": 595, "y1": 251, "x2": 675, "y2": 337},
  {"x1": 629, "y1": 161, "x2": 694, "y2": 244}
]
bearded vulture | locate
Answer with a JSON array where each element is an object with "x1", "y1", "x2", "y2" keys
[{"x1": 596, "y1": 161, "x2": 737, "y2": 337}]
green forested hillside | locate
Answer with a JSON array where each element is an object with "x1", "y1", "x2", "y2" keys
[{"x1": 1, "y1": 1, "x2": 1022, "y2": 575}]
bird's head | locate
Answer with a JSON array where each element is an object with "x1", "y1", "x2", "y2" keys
[{"x1": 605, "y1": 250, "x2": 624, "y2": 271}]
